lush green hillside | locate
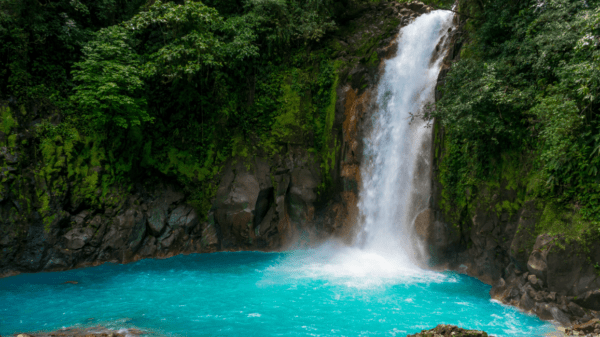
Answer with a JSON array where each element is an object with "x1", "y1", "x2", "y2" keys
[
  {"x1": 434, "y1": 0, "x2": 600, "y2": 242},
  {"x1": 4, "y1": 0, "x2": 599, "y2": 250},
  {"x1": 0, "y1": 0, "x2": 377, "y2": 226}
]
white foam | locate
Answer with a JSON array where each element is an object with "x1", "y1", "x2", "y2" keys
[
  {"x1": 261, "y1": 241, "x2": 450, "y2": 288},
  {"x1": 357, "y1": 10, "x2": 455, "y2": 266}
]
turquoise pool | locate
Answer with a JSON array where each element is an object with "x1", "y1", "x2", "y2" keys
[{"x1": 1, "y1": 245, "x2": 554, "y2": 336}]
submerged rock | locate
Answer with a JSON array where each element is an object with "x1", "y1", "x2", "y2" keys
[
  {"x1": 17, "y1": 326, "x2": 145, "y2": 337},
  {"x1": 407, "y1": 324, "x2": 492, "y2": 337}
]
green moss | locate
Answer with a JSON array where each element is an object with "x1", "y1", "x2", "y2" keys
[
  {"x1": 231, "y1": 133, "x2": 251, "y2": 158},
  {"x1": 188, "y1": 182, "x2": 218, "y2": 222},
  {"x1": 318, "y1": 65, "x2": 340, "y2": 192},
  {"x1": 367, "y1": 51, "x2": 379, "y2": 66},
  {"x1": 0, "y1": 106, "x2": 17, "y2": 136},
  {"x1": 272, "y1": 83, "x2": 304, "y2": 143},
  {"x1": 535, "y1": 203, "x2": 596, "y2": 242},
  {"x1": 7, "y1": 134, "x2": 17, "y2": 149}
]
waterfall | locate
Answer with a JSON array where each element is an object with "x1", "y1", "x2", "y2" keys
[
  {"x1": 263, "y1": 11, "x2": 456, "y2": 285},
  {"x1": 356, "y1": 11, "x2": 454, "y2": 267}
]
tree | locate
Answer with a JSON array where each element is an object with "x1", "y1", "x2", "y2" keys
[{"x1": 70, "y1": 25, "x2": 151, "y2": 130}]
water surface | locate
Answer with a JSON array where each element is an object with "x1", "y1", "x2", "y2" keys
[{"x1": 1, "y1": 247, "x2": 554, "y2": 336}]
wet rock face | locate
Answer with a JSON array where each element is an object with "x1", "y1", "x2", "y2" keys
[
  {"x1": 431, "y1": 200, "x2": 600, "y2": 328},
  {"x1": 483, "y1": 232, "x2": 600, "y2": 327},
  {"x1": 407, "y1": 324, "x2": 492, "y2": 337},
  {"x1": 0, "y1": 148, "x2": 329, "y2": 276},
  {"x1": 0, "y1": 183, "x2": 212, "y2": 277},
  {"x1": 211, "y1": 154, "x2": 325, "y2": 250}
]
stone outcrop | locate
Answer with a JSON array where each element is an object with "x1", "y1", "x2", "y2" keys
[
  {"x1": 485, "y1": 231, "x2": 600, "y2": 330},
  {"x1": 407, "y1": 324, "x2": 492, "y2": 337},
  {"x1": 0, "y1": 148, "x2": 330, "y2": 277}
]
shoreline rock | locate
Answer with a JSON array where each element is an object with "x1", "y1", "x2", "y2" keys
[{"x1": 407, "y1": 324, "x2": 492, "y2": 337}]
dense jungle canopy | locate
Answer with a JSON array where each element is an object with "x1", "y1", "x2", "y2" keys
[{"x1": 1, "y1": 0, "x2": 600, "y2": 238}]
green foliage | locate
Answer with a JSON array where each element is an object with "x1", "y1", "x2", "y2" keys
[
  {"x1": 1, "y1": 0, "x2": 373, "y2": 226},
  {"x1": 0, "y1": 0, "x2": 145, "y2": 106},
  {"x1": 0, "y1": 106, "x2": 17, "y2": 136},
  {"x1": 434, "y1": 0, "x2": 600, "y2": 225},
  {"x1": 71, "y1": 26, "x2": 151, "y2": 129},
  {"x1": 244, "y1": 0, "x2": 336, "y2": 48},
  {"x1": 128, "y1": 0, "x2": 258, "y2": 80}
]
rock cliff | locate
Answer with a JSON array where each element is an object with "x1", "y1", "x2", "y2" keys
[
  {"x1": 0, "y1": 1, "x2": 434, "y2": 278},
  {"x1": 420, "y1": 6, "x2": 600, "y2": 332}
]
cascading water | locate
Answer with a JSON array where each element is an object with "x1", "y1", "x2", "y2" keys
[
  {"x1": 357, "y1": 10, "x2": 454, "y2": 266},
  {"x1": 0, "y1": 11, "x2": 554, "y2": 337}
]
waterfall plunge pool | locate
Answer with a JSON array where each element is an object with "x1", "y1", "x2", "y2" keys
[
  {"x1": 1, "y1": 246, "x2": 554, "y2": 336},
  {"x1": 2, "y1": 11, "x2": 556, "y2": 337}
]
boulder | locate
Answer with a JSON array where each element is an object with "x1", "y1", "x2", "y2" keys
[
  {"x1": 535, "y1": 303, "x2": 571, "y2": 325},
  {"x1": 506, "y1": 286, "x2": 521, "y2": 302},
  {"x1": 168, "y1": 205, "x2": 198, "y2": 231},
  {"x1": 545, "y1": 241, "x2": 582, "y2": 295},
  {"x1": 214, "y1": 158, "x2": 273, "y2": 246},
  {"x1": 528, "y1": 274, "x2": 543, "y2": 290},
  {"x1": 519, "y1": 293, "x2": 535, "y2": 312},
  {"x1": 527, "y1": 250, "x2": 548, "y2": 283},
  {"x1": 568, "y1": 302, "x2": 586, "y2": 317},
  {"x1": 63, "y1": 227, "x2": 94, "y2": 250},
  {"x1": 535, "y1": 303, "x2": 555, "y2": 321},
  {"x1": 490, "y1": 278, "x2": 506, "y2": 299},
  {"x1": 201, "y1": 215, "x2": 219, "y2": 251},
  {"x1": 574, "y1": 289, "x2": 600, "y2": 311},
  {"x1": 160, "y1": 228, "x2": 184, "y2": 249},
  {"x1": 146, "y1": 186, "x2": 184, "y2": 236},
  {"x1": 70, "y1": 210, "x2": 90, "y2": 227},
  {"x1": 407, "y1": 2, "x2": 425, "y2": 12},
  {"x1": 88, "y1": 217, "x2": 107, "y2": 247},
  {"x1": 138, "y1": 236, "x2": 157, "y2": 257},
  {"x1": 550, "y1": 306, "x2": 572, "y2": 326},
  {"x1": 127, "y1": 211, "x2": 147, "y2": 252},
  {"x1": 573, "y1": 318, "x2": 599, "y2": 334},
  {"x1": 407, "y1": 324, "x2": 490, "y2": 337},
  {"x1": 44, "y1": 257, "x2": 69, "y2": 269},
  {"x1": 288, "y1": 168, "x2": 319, "y2": 222},
  {"x1": 575, "y1": 267, "x2": 600, "y2": 295},
  {"x1": 147, "y1": 206, "x2": 167, "y2": 237}
]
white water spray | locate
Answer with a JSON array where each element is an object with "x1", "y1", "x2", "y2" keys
[
  {"x1": 356, "y1": 11, "x2": 454, "y2": 267},
  {"x1": 270, "y1": 11, "x2": 455, "y2": 283}
]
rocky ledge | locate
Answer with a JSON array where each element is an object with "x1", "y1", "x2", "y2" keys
[
  {"x1": 487, "y1": 233, "x2": 600, "y2": 334},
  {"x1": 407, "y1": 324, "x2": 492, "y2": 337},
  {"x1": 561, "y1": 318, "x2": 600, "y2": 336}
]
